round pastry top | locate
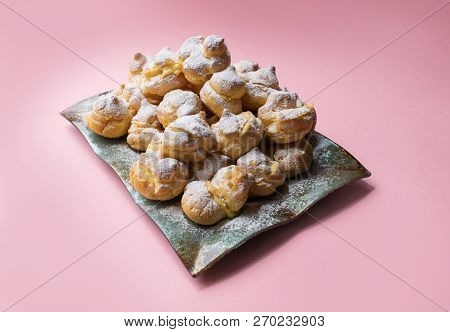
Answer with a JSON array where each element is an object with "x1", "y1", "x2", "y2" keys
[
  {"x1": 143, "y1": 47, "x2": 182, "y2": 79},
  {"x1": 177, "y1": 35, "x2": 231, "y2": 79},
  {"x1": 264, "y1": 90, "x2": 299, "y2": 108},
  {"x1": 133, "y1": 99, "x2": 158, "y2": 123},
  {"x1": 237, "y1": 147, "x2": 272, "y2": 170},
  {"x1": 159, "y1": 89, "x2": 202, "y2": 118},
  {"x1": 167, "y1": 113, "x2": 214, "y2": 140},
  {"x1": 129, "y1": 52, "x2": 148, "y2": 75},
  {"x1": 138, "y1": 152, "x2": 186, "y2": 180},
  {"x1": 93, "y1": 93, "x2": 129, "y2": 119},
  {"x1": 212, "y1": 110, "x2": 262, "y2": 136},
  {"x1": 235, "y1": 60, "x2": 259, "y2": 74},
  {"x1": 209, "y1": 66, "x2": 246, "y2": 98}
]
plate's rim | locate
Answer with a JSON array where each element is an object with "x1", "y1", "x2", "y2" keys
[
  {"x1": 190, "y1": 165, "x2": 370, "y2": 276},
  {"x1": 61, "y1": 92, "x2": 372, "y2": 277}
]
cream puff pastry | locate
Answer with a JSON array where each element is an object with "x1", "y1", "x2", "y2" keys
[
  {"x1": 130, "y1": 151, "x2": 189, "y2": 201},
  {"x1": 205, "y1": 165, "x2": 255, "y2": 218},
  {"x1": 257, "y1": 89, "x2": 316, "y2": 143},
  {"x1": 115, "y1": 82, "x2": 145, "y2": 116},
  {"x1": 127, "y1": 100, "x2": 163, "y2": 151},
  {"x1": 235, "y1": 60, "x2": 281, "y2": 111},
  {"x1": 181, "y1": 181, "x2": 227, "y2": 225},
  {"x1": 271, "y1": 138, "x2": 313, "y2": 177},
  {"x1": 85, "y1": 93, "x2": 132, "y2": 138},
  {"x1": 147, "y1": 113, "x2": 215, "y2": 163},
  {"x1": 128, "y1": 52, "x2": 148, "y2": 82},
  {"x1": 156, "y1": 89, "x2": 203, "y2": 127},
  {"x1": 177, "y1": 35, "x2": 231, "y2": 87},
  {"x1": 200, "y1": 66, "x2": 246, "y2": 116},
  {"x1": 139, "y1": 47, "x2": 188, "y2": 100},
  {"x1": 212, "y1": 110, "x2": 264, "y2": 160},
  {"x1": 181, "y1": 165, "x2": 254, "y2": 225},
  {"x1": 237, "y1": 147, "x2": 285, "y2": 197},
  {"x1": 190, "y1": 152, "x2": 232, "y2": 181}
]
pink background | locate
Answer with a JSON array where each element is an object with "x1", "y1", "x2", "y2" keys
[{"x1": 1, "y1": 0, "x2": 449, "y2": 311}]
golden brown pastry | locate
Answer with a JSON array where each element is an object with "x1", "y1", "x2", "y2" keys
[
  {"x1": 234, "y1": 59, "x2": 259, "y2": 74},
  {"x1": 128, "y1": 52, "x2": 148, "y2": 82},
  {"x1": 257, "y1": 89, "x2": 316, "y2": 143},
  {"x1": 205, "y1": 165, "x2": 255, "y2": 218},
  {"x1": 130, "y1": 151, "x2": 189, "y2": 201},
  {"x1": 235, "y1": 60, "x2": 281, "y2": 111},
  {"x1": 212, "y1": 110, "x2": 264, "y2": 159},
  {"x1": 190, "y1": 152, "x2": 232, "y2": 181},
  {"x1": 237, "y1": 147, "x2": 285, "y2": 197},
  {"x1": 200, "y1": 66, "x2": 246, "y2": 116},
  {"x1": 156, "y1": 89, "x2": 203, "y2": 127},
  {"x1": 181, "y1": 165, "x2": 254, "y2": 225},
  {"x1": 177, "y1": 35, "x2": 231, "y2": 86},
  {"x1": 181, "y1": 181, "x2": 227, "y2": 225},
  {"x1": 117, "y1": 82, "x2": 145, "y2": 116},
  {"x1": 139, "y1": 48, "x2": 188, "y2": 100},
  {"x1": 85, "y1": 93, "x2": 132, "y2": 138},
  {"x1": 127, "y1": 100, "x2": 163, "y2": 151},
  {"x1": 271, "y1": 138, "x2": 313, "y2": 177},
  {"x1": 127, "y1": 128, "x2": 161, "y2": 152},
  {"x1": 147, "y1": 113, "x2": 215, "y2": 163}
]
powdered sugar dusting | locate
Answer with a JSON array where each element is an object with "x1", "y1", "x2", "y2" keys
[
  {"x1": 130, "y1": 52, "x2": 148, "y2": 74},
  {"x1": 209, "y1": 66, "x2": 245, "y2": 98},
  {"x1": 212, "y1": 110, "x2": 261, "y2": 136},
  {"x1": 159, "y1": 89, "x2": 202, "y2": 118},
  {"x1": 153, "y1": 47, "x2": 178, "y2": 66},
  {"x1": 191, "y1": 153, "x2": 232, "y2": 181},
  {"x1": 260, "y1": 89, "x2": 299, "y2": 111},
  {"x1": 133, "y1": 99, "x2": 158, "y2": 122},
  {"x1": 183, "y1": 181, "x2": 223, "y2": 218},
  {"x1": 177, "y1": 34, "x2": 231, "y2": 85},
  {"x1": 235, "y1": 60, "x2": 259, "y2": 74},
  {"x1": 168, "y1": 114, "x2": 214, "y2": 139},
  {"x1": 93, "y1": 93, "x2": 129, "y2": 119}
]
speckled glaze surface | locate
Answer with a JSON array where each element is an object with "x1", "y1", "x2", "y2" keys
[{"x1": 61, "y1": 92, "x2": 370, "y2": 276}]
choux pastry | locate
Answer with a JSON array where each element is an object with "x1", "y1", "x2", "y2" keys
[
  {"x1": 234, "y1": 60, "x2": 259, "y2": 74},
  {"x1": 127, "y1": 100, "x2": 163, "y2": 151},
  {"x1": 85, "y1": 93, "x2": 132, "y2": 138},
  {"x1": 182, "y1": 165, "x2": 255, "y2": 225},
  {"x1": 257, "y1": 89, "x2": 316, "y2": 143},
  {"x1": 127, "y1": 127, "x2": 161, "y2": 152},
  {"x1": 129, "y1": 52, "x2": 148, "y2": 82},
  {"x1": 190, "y1": 152, "x2": 232, "y2": 181},
  {"x1": 205, "y1": 165, "x2": 255, "y2": 218},
  {"x1": 130, "y1": 151, "x2": 189, "y2": 201},
  {"x1": 271, "y1": 138, "x2": 313, "y2": 177},
  {"x1": 236, "y1": 148, "x2": 285, "y2": 197},
  {"x1": 199, "y1": 66, "x2": 246, "y2": 116},
  {"x1": 147, "y1": 113, "x2": 215, "y2": 163},
  {"x1": 87, "y1": 35, "x2": 322, "y2": 224},
  {"x1": 157, "y1": 89, "x2": 203, "y2": 127},
  {"x1": 167, "y1": 113, "x2": 216, "y2": 151},
  {"x1": 235, "y1": 60, "x2": 281, "y2": 111},
  {"x1": 212, "y1": 110, "x2": 264, "y2": 160},
  {"x1": 139, "y1": 47, "x2": 188, "y2": 100},
  {"x1": 115, "y1": 82, "x2": 145, "y2": 116},
  {"x1": 181, "y1": 181, "x2": 227, "y2": 225},
  {"x1": 177, "y1": 35, "x2": 231, "y2": 86}
]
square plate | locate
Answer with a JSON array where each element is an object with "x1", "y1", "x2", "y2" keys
[{"x1": 61, "y1": 92, "x2": 371, "y2": 276}]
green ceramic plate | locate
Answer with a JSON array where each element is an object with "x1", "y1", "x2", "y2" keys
[{"x1": 61, "y1": 92, "x2": 371, "y2": 276}]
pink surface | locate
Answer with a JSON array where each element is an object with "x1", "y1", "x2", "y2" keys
[{"x1": 1, "y1": 0, "x2": 449, "y2": 312}]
